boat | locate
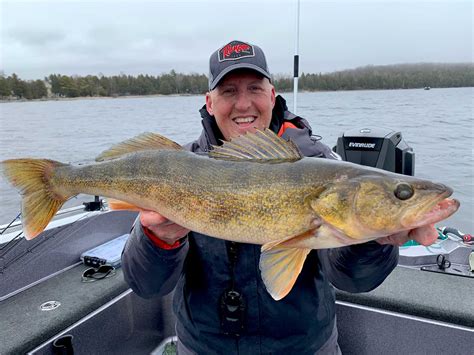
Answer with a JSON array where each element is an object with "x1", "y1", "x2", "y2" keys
[
  {"x1": 1, "y1": 4, "x2": 472, "y2": 353},
  {"x1": 0, "y1": 126, "x2": 472, "y2": 355}
]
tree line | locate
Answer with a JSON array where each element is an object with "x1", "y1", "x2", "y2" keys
[
  {"x1": 1, "y1": 63, "x2": 472, "y2": 100},
  {"x1": 0, "y1": 73, "x2": 48, "y2": 99},
  {"x1": 0, "y1": 70, "x2": 209, "y2": 99},
  {"x1": 276, "y1": 63, "x2": 474, "y2": 91}
]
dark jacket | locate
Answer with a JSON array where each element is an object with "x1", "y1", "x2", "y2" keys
[{"x1": 122, "y1": 95, "x2": 398, "y2": 354}]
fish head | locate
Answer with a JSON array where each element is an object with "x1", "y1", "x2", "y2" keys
[{"x1": 310, "y1": 174, "x2": 460, "y2": 240}]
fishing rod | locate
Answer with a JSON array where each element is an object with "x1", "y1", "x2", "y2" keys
[{"x1": 293, "y1": 0, "x2": 300, "y2": 114}]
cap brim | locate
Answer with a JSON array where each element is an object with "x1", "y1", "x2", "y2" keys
[{"x1": 209, "y1": 63, "x2": 271, "y2": 90}]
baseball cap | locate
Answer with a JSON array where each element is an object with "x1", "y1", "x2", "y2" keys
[{"x1": 208, "y1": 40, "x2": 272, "y2": 90}]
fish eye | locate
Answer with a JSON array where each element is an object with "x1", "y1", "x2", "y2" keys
[{"x1": 394, "y1": 183, "x2": 414, "y2": 200}]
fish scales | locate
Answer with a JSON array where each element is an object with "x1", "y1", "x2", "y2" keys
[
  {"x1": 51, "y1": 150, "x2": 326, "y2": 244},
  {"x1": 1, "y1": 129, "x2": 460, "y2": 300}
]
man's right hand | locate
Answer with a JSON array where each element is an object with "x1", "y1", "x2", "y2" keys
[{"x1": 139, "y1": 210, "x2": 190, "y2": 246}]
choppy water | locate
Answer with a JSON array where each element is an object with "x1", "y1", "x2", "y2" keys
[{"x1": 1, "y1": 88, "x2": 472, "y2": 233}]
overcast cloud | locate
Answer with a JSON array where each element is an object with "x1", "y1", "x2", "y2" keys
[{"x1": 1, "y1": 0, "x2": 472, "y2": 80}]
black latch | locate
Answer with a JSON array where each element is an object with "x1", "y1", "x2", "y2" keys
[
  {"x1": 83, "y1": 256, "x2": 107, "y2": 267},
  {"x1": 83, "y1": 195, "x2": 103, "y2": 211}
]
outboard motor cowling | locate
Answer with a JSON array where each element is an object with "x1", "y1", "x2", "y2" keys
[{"x1": 335, "y1": 127, "x2": 415, "y2": 176}]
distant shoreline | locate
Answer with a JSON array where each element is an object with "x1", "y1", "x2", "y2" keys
[
  {"x1": 1, "y1": 86, "x2": 473, "y2": 104},
  {"x1": 0, "y1": 93, "x2": 200, "y2": 103},
  {"x1": 2, "y1": 63, "x2": 472, "y2": 102}
]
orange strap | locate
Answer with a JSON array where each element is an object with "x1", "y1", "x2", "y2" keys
[
  {"x1": 277, "y1": 121, "x2": 298, "y2": 137},
  {"x1": 143, "y1": 226, "x2": 182, "y2": 250}
]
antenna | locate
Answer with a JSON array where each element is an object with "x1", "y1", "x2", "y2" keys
[{"x1": 293, "y1": 0, "x2": 300, "y2": 114}]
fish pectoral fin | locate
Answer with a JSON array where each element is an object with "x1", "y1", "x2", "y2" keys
[
  {"x1": 107, "y1": 198, "x2": 142, "y2": 211},
  {"x1": 262, "y1": 227, "x2": 319, "y2": 251},
  {"x1": 259, "y1": 245, "x2": 311, "y2": 301},
  {"x1": 260, "y1": 229, "x2": 317, "y2": 300},
  {"x1": 95, "y1": 132, "x2": 183, "y2": 162},
  {"x1": 209, "y1": 128, "x2": 303, "y2": 163}
]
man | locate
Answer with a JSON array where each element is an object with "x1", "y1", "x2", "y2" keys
[{"x1": 122, "y1": 40, "x2": 438, "y2": 354}]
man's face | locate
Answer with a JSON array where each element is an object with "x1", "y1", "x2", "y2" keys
[{"x1": 206, "y1": 70, "x2": 276, "y2": 141}]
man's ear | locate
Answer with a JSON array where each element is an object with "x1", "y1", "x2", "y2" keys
[
  {"x1": 271, "y1": 85, "x2": 276, "y2": 108},
  {"x1": 205, "y1": 92, "x2": 214, "y2": 116}
]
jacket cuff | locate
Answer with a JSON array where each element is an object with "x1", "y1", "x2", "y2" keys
[
  {"x1": 131, "y1": 221, "x2": 188, "y2": 258},
  {"x1": 142, "y1": 225, "x2": 183, "y2": 250}
]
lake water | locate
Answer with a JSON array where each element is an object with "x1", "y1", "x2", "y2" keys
[{"x1": 1, "y1": 88, "x2": 472, "y2": 233}]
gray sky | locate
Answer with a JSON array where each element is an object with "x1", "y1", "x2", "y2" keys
[{"x1": 1, "y1": 0, "x2": 472, "y2": 80}]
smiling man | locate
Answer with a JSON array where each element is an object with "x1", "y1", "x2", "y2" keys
[
  {"x1": 205, "y1": 41, "x2": 276, "y2": 141},
  {"x1": 206, "y1": 69, "x2": 275, "y2": 140},
  {"x1": 122, "y1": 40, "x2": 439, "y2": 354}
]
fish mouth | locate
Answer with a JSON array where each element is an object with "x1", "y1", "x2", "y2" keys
[
  {"x1": 401, "y1": 187, "x2": 460, "y2": 229},
  {"x1": 419, "y1": 198, "x2": 460, "y2": 224}
]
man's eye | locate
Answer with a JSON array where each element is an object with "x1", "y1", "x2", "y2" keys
[
  {"x1": 222, "y1": 88, "x2": 236, "y2": 95},
  {"x1": 249, "y1": 85, "x2": 265, "y2": 94}
]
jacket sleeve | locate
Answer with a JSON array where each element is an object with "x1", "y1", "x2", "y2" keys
[
  {"x1": 317, "y1": 242, "x2": 398, "y2": 293},
  {"x1": 121, "y1": 218, "x2": 189, "y2": 298}
]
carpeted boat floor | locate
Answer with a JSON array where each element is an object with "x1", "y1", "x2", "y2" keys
[{"x1": 0, "y1": 210, "x2": 138, "y2": 300}]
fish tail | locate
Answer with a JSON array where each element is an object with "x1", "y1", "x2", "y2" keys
[{"x1": 1, "y1": 158, "x2": 72, "y2": 240}]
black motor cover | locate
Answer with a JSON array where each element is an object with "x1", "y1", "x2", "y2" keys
[{"x1": 335, "y1": 127, "x2": 415, "y2": 176}]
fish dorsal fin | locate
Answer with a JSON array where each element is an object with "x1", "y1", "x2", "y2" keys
[
  {"x1": 209, "y1": 128, "x2": 303, "y2": 163},
  {"x1": 96, "y1": 132, "x2": 183, "y2": 162}
]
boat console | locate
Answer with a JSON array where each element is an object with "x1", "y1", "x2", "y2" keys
[{"x1": 335, "y1": 126, "x2": 415, "y2": 176}]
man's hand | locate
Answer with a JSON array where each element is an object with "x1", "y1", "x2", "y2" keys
[
  {"x1": 140, "y1": 210, "x2": 190, "y2": 245},
  {"x1": 377, "y1": 224, "x2": 438, "y2": 246}
]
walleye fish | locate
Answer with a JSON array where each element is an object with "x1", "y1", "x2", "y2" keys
[{"x1": 1, "y1": 129, "x2": 459, "y2": 300}]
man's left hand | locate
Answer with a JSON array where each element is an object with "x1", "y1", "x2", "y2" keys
[{"x1": 377, "y1": 224, "x2": 438, "y2": 246}]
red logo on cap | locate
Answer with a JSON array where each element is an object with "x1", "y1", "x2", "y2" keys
[
  {"x1": 222, "y1": 43, "x2": 250, "y2": 58},
  {"x1": 218, "y1": 41, "x2": 255, "y2": 62}
]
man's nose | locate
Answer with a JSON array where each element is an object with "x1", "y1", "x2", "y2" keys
[{"x1": 234, "y1": 92, "x2": 252, "y2": 111}]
